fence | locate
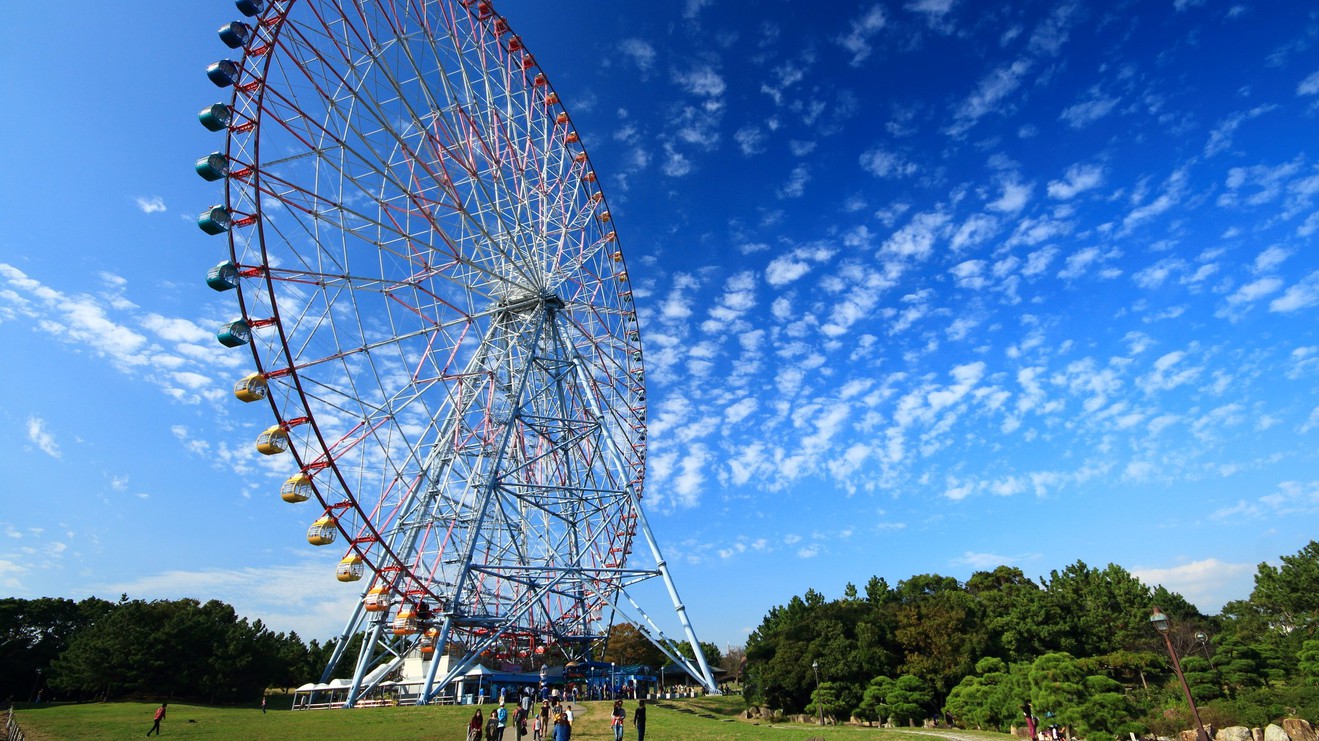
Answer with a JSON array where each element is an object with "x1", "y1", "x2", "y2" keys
[{"x1": 5, "y1": 706, "x2": 26, "y2": 741}]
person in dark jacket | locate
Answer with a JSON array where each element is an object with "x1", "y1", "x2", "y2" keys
[{"x1": 633, "y1": 699, "x2": 646, "y2": 741}]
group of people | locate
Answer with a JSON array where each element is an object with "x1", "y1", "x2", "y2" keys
[
  {"x1": 466, "y1": 697, "x2": 647, "y2": 741},
  {"x1": 610, "y1": 698, "x2": 646, "y2": 741}
]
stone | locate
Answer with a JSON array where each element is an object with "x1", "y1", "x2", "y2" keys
[
  {"x1": 1265, "y1": 724, "x2": 1290, "y2": 741},
  {"x1": 1254, "y1": 728, "x2": 1264, "y2": 741},
  {"x1": 1219, "y1": 727, "x2": 1253, "y2": 741},
  {"x1": 1283, "y1": 719, "x2": 1319, "y2": 741}
]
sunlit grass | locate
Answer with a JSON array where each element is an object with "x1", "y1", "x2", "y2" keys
[{"x1": 12, "y1": 695, "x2": 1007, "y2": 740}]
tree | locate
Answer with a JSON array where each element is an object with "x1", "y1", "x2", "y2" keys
[
  {"x1": 1075, "y1": 674, "x2": 1137, "y2": 738},
  {"x1": 1028, "y1": 652, "x2": 1087, "y2": 731},
  {"x1": 670, "y1": 638, "x2": 723, "y2": 677},
  {"x1": 806, "y1": 680, "x2": 856, "y2": 723},
  {"x1": 720, "y1": 645, "x2": 746, "y2": 683},
  {"x1": 942, "y1": 657, "x2": 1030, "y2": 731},
  {"x1": 1249, "y1": 540, "x2": 1319, "y2": 637},
  {"x1": 896, "y1": 583, "x2": 986, "y2": 697},
  {"x1": 1211, "y1": 634, "x2": 1263, "y2": 697},
  {"x1": 1041, "y1": 561, "x2": 1157, "y2": 657},
  {"x1": 1299, "y1": 639, "x2": 1319, "y2": 687},
  {"x1": 856, "y1": 675, "x2": 893, "y2": 725},
  {"x1": 48, "y1": 597, "x2": 310, "y2": 703},
  {"x1": 1180, "y1": 655, "x2": 1221, "y2": 703},
  {"x1": 603, "y1": 623, "x2": 666, "y2": 668},
  {"x1": 0, "y1": 597, "x2": 113, "y2": 702},
  {"x1": 969, "y1": 567, "x2": 1066, "y2": 662},
  {"x1": 944, "y1": 673, "x2": 992, "y2": 729},
  {"x1": 887, "y1": 674, "x2": 931, "y2": 726}
]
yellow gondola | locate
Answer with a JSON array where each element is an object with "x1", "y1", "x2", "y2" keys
[
  {"x1": 336, "y1": 554, "x2": 364, "y2": 582},
  {"x1": 392, "y1": 609, "x2": 419, "y2": 636},
  {"x1": 233, "y1": 373, "x2": 267, "y2": 402},
  {"x1": 255, "y1": 425, "x2": 288, "y2": 455},
  {"x1": 307, "y1": 515, "x2": 336, "y2": 546},
  {"x1": 280, "y1": 473, "x2": 312, "y2": 503},
  {"x1": 363, "y1": 587, "x2": 390, "y2": 612}
]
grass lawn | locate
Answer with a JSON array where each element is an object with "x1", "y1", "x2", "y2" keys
[{"x1": 11, "y1": 694, "x2": 999, "y2": 740}]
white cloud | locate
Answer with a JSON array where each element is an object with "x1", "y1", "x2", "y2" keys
[
  {"x1": 1298, "y1": 70, "x2": 1319, "y2": 96},
  {"x1": 1225, "y1": 277, "x2": 1283, "y2": 308},
  {"x1": 1254, "y1": 245, "x2": 1290, "y2": 273},
  {"x1": 880, "y1": 211, "x2": 950, "y2": 260},
  {"x1": 859, "y1": 147, "x2": 916, "y2": 178},
  {"x1": 777, "y1": 164, "x2": 810, "y2": 199},
  {"x1": 908, "y1": 0, "x2": 955, "y2": 18},
  {"x1": 1057, "y1": 246, "x2": 1100, "y2": 279},
  {"x1": 1131, "y1": 558, "x2": 1253, "y2": 613},
  {"x1": 135, "y1": 196, "x2": 166, "y2": 214},
  {"x1": 950, "y1": 214, "x2": 998, "y2": 251},
  {"x1": 27, "y1": 417, "x2": 61, "y2": 458},
  {"x1": 101, "y1": 560, "x2": 363, "y2": 642},
  {"x1": 1060, "y1": 94, "x2": 1118, "y2": 128},
  {"x1": 682, "y1": 0, "x2": 711, "y2": 20},
  {"x1": 734, "y1": 126, "x2": 766, "y2": 156},
  {"x1": 0, "y1": 558, "x2": 29, "y2": 590},
  {"x1": 838, "y1": 5, "x2": 888, "y2": 67},
  {"x1": 948, "y1": 59, "x2": 1031, "y2": 135},
  {"x1": 1205, "y1": 105, "x2": 1277, "y2": 157},
  {"x1": 951, "y1": 550, "x2": 1020, "y2": 569},
  {"x1": 673, "y1": 65, "x2": 726, "y2": 97},
  {"x1": 765, "y1": 247, "x2": 832, "y2": 286},
  {"x1": 1048, "y1": 163, "x2": 1105, "y2": 199},
  {"x1": 618, "y1": 38, "x2": 656, "y2": 73},
  {"x1": 988, "y1": 180, "x2": 1032, "y2": 213},
  {"x1": 0, "y1": 264, "x2": 151, "y2": 371},
  {"x1": 1124, "y1": 168, "x2": 1188, "y2": 231},
  {"x1": 1270, "y1": 271, "x2": 1319, "y2": 313},
  {"x1": 661, "y1": 144, "x2": 692, "y2": 177}
]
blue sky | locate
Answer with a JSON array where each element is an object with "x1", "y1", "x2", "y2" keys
[{"x1": 1, "y1": 0, "x2": 1318, "y2": 653}]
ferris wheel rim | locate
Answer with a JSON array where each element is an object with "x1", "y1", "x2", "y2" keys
[{"x1": 213, "y1": 0, "x2": 648, "y2": 630}]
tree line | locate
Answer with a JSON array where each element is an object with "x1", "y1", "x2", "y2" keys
[
  {"x1": 743, "y1": 540, "x2": 1319, "y2": 734},
  {"x1": 0, "y1": 595, "x2": 335, "y2": 704},
  {"x1": 4, "y1": 539, "x2": 1315, "y2": 732}
]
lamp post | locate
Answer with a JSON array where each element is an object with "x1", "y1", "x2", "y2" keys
[
  {"x1": 811, "y1": 660, "x2": 822, "y2": 727},
  {"x1": 1150, "y1": 607, "x2": 1209, "y2": 741},
  {"x1": 27, "y1": 668, "x2": 42, "y2": 708}
]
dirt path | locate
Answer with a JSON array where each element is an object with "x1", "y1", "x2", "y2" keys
[{"x1": 902, "y1": 729, "x2": 1013, "y2": 741}]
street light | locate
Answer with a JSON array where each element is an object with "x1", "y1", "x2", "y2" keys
[
  {"x1": 811, "y1": 661, "x2": 822, "y2": 727},
  {"x1": 1150, "y1": 607, "x2": 1209, "y2": 741}
]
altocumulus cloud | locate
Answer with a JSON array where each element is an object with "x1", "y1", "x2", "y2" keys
[
  {"x1": 27, "y1": 417, "x2": 61, "y2": 458},
  {"x1": 135, "y1": 196, "x2": 166, "y2": 214}
]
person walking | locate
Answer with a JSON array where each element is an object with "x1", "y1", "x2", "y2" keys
[
  {"x1": 552, "y1": 711, "x2": 571, "y2": 741},
  {"x1": 514, "y1": 704, "x2": 528, "y2": 739},
  {"x1": 633, "y1": 699, "x2": 646, "y2": 741},
  {"x1": 468, "y1": 709, "x2": 484, "y2": 741},
  {"x1": 146, "y1": 702, "x2": 167, "y2": 737},
  {"x1": 495, "y1": 702, "x2": 509, "y2": 741},
  {"x1": 261, "y1": 695, "x2": 267, "y2": 714},
  {"x1": 610, "y1": 699, "x2": 626, "y2": 741}
]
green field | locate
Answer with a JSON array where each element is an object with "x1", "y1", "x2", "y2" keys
[{"x1": 11, "y1": 695, "x2": 1002, "y2": 740}]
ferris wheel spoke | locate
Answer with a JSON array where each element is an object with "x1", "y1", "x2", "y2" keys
[
  {"x1": 200, "y1": 0, "x2": 716, "y2": 702},
  {"x1": 273, "y1": 13, "x2": 551, "y2": 293}
]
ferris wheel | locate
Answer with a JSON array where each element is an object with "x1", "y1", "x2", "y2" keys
[{"x1": 194, "y1": 0, "x2": 717, "y2": 705}]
